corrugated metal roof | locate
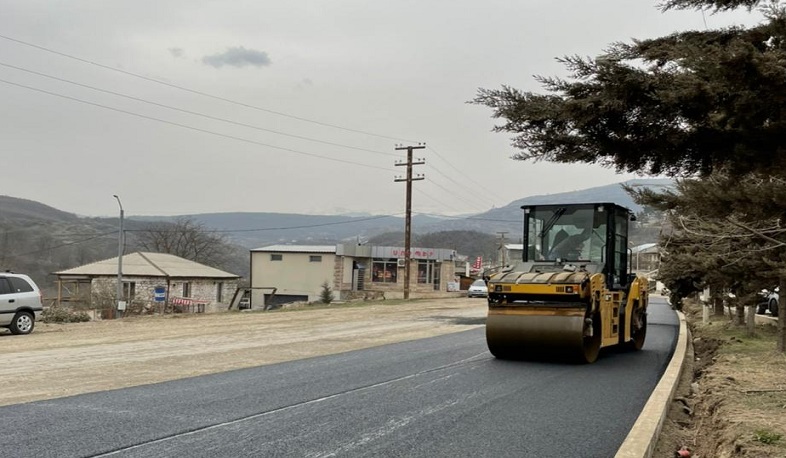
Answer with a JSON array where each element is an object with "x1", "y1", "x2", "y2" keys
[
  {"x1": 251, "y1": 244, "x2": 337, "y2": 253},
  {"x1": 54, "y1": 252, "x2": 240, "y2": 278},
  {"x1": 631, "y1": 243, "x2": 658, "y2": 254}
]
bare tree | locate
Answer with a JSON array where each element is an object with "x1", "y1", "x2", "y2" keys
[{"x1": 133, "y1": 217, "x2": 233, "y2": 269}]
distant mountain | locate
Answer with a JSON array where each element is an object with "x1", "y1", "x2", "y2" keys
[
  {"x1": 130, "y1": 213, "x2": 450, "y2": 249},
  {"x1": 130, "y1": 179, "x2": 673, "y2": 247},
  {"x1": 416, "y1": 178, "x2": 674, "y2": 237},
  {"x1": 0, "y1": 195, "x2": 78, "y2": 223},
  {"x1": 0, "y1": 179, "x2": 671, "y2": 289}
]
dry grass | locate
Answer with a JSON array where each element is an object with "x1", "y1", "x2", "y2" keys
[{"x1": 654, "y1": 300, "x2": 786, "y2": 457}]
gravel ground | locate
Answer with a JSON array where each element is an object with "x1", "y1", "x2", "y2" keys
[{"x1": 0, "y1": 297, "x2": 487, "y2": 407}]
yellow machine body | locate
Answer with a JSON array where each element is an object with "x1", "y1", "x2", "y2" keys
[{"x1": 485, "y1": 203, "x2": 649, "y2": 363}]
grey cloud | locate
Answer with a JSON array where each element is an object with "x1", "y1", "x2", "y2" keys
[
  {"x1": 202, "y1": 46, "x2": 271, "y2": 68},
  {"x1": 169, "y1": 47, "x2": 184, "y2": 58}
]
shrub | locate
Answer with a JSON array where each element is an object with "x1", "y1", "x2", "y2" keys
[
  {"x1": 753, "y1": 429, "x2": 782, "y2": 445},
  {"x1": 42, "y1": 307, "x2": 91, "y2": 323},
  {"x1": 319, "y1": 281, "x2": 334, "y2": 304}
]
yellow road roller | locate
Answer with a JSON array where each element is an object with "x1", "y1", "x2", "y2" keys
[{"x1": 486, "y1": 202, "x2": 648, "y2": 363}]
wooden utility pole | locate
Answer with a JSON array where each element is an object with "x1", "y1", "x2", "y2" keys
[
  {"x1": 497, "y1": 231, "x2": 508, "y2": 267},
  {"x1": 395, "y1": 143, "x2": 425, "y2": 299}
]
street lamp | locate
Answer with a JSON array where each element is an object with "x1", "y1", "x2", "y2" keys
[{"x1": 113, "y1": 195, "x2": 124, "y2": 319}]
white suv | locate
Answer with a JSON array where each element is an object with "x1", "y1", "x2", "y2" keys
[{"x1": 0, "y1": 273, "x2": 44, "y2": 335}]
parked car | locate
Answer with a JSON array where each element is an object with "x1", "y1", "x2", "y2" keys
[
  {"x1": 467, "y1": 279, "x2": 488, "y2": 298},
  {"x1": 757, "y1": 287, "x2": 779, "y2": 317},
  {"x1": 0, "y1": 272, "x2": 44, "y2": 335}
]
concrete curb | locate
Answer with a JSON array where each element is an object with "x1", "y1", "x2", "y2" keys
[{"x1": 615, "y1": 309, "x2": 688, "y2": 458}]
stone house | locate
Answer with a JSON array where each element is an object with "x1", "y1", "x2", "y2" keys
[
  {"x1": 54, "y1": 252, "x2": 240, "y2": 315},
  {"x1": 249, "y1": 243, "x2": 459, "y2": 308}
]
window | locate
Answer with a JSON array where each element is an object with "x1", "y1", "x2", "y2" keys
[
  {"x1": 216, "y1": 282, "x2": 223, "y2": 302},
  {"x1": 0, "y1": 278, "x2": 11, "y2": 295},
  {"x1": 371, "y1": 258, "x2": 398, "y2": 283},
  {"x1": 182, "y1": 282, "x2": 191, "y2": 298},
  {"x1": 122, "y1": 281, "x2": 136, "y2": 301},
  {"x1": 309, "y1": 255, "x2": 322, "y2": 262},
  {"x1": 271, "y1": 254, "x2": 283, "y2": 261},
  {"x1": 8, "y1": 277, "x2": 34, "y2": 293},
  {"x1": 417, "y1": 260, "x2": 436, "y2": 284}
]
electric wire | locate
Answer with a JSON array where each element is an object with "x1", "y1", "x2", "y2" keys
[
  {"x1": 0, "y1": 38, "x2": 502, "y2": 216},
  {"x1": 0, "y1": 33, "x2": 416, "y2": 143},
  {"x1": 424, "y1": 167, "x2": 494, "y2": 212},
  {"x1": 0, "y1": 70, "x2": 490, "y2": 216},
  {"x1": 9, "y1": 231, "x2": 116, "y2": 257},
  {"x1": 426, "y1": 145, "x2": 500, "y2": 202},
  {"x1": 0, "y1": 78, "x2": 395, "y2": 172},
  {"x1": 0, "y1": 61, "x2": 398, "y2": 158},
  {"x1": 124, "y1": 214, "x2": 403, "y2": 233},
  {"x1": 413, "y1": 188, "x2": 466, "y2": 215},
  {"x1": 0, "y1": 35, "x2": 514, "y2": 219},
  {"x1": 418, "y1": 180, "x2": 480, "y2": 214}
]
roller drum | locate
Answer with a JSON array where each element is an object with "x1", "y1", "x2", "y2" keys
[{"x1": 486, "y1": 308, "x2": 601, "y2": 363}]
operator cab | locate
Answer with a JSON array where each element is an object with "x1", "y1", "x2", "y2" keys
[{"x1": 521, "y1": 203, "x2": 632, "y2": 290}]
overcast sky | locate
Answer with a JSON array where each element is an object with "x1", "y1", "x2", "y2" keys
[{"x1": 0, "y1": 1, "x2": 763, "y2": 218}]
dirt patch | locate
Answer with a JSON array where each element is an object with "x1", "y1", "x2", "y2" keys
[
  {"x1": 654, "y1": 301, "x2": 786, "y2": 457},
  {"x1": 0, "y1": 298, "x2": 486, "y2": 407}
]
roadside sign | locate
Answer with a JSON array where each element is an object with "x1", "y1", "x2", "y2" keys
[{"x1": 154, "y1": 287, "x2": 166, "y2": 302}]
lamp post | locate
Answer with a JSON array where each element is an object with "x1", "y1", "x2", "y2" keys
[{"x1": 113, "y1": 195, "x2": 124, "y2": 319}]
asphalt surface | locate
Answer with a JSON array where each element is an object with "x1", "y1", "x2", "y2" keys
[{"x1": 0, "y1": 297, "x2": 677, "y2": 458}]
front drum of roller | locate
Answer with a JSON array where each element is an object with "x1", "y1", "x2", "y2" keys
[{"x1": 485, "y1": 308, "x2": 601, "y2": 363}]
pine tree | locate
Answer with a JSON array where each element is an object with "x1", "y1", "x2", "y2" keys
[
  {"x1": 319, "y1": 281, "x2": 334, "y2": 305},
  {"x1": 473, "y1": 0, "x2": 786, "y2": 350}
]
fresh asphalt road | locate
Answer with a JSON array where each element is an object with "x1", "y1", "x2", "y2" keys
[{"x1": 0, "y1": 297, "x2": 677, "y2": 458}]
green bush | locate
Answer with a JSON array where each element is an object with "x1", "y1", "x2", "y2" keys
[
  {"x1": 319, "y1": 281, "x2": 334, "y2": 304},
  {"x1": 42, "y1": 307, "x2": 91, "y2": 323}
]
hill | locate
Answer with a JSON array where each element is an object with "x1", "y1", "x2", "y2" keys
[
  {"x1": 0, "y1": 179, "x2": 670, "y2": 290},
  {"x1": 131, "y1": 213, "x2": 451, "y2": 249},
  {"x1": 0, "y1": 195, "x2": 78, "y2": 222},
  {"x1": 416, "y1": 178, "x2": 673, "y2": 238}
]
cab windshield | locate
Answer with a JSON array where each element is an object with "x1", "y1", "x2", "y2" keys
[{"x1": 526, "y1": 207, "x2": 607, "y2": 263}]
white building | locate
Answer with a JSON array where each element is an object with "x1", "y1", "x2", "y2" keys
[{"x1": 249, "y1": 243, "x2": 459, "y2": 308}]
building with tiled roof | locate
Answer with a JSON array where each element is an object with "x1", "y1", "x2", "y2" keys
[{"x1": 54, "y1": 252, "x2": 240, "y2": 316}]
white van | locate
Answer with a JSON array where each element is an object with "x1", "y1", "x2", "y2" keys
[{"x1": 0, "y1": 273, "x2": 44, "y2": 335}]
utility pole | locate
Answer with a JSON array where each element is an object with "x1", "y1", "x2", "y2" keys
[
  {"x1": 497, "y1": 231, "x2": 508, "y2": 267},
  {"x1": 113, "y1": 195, "x2": 125, "y2": 319},
  {"x1": 395, "y1": 143, "x2": 425, "y2": 300}
]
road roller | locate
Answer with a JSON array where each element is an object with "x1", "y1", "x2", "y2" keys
[{"x1": 485, "y1": 202, "x2": 648, "y2": 363}]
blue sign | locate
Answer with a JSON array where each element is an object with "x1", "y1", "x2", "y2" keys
[{"x1": 153, "y1": 287, "x2": 166, "y2": 302}]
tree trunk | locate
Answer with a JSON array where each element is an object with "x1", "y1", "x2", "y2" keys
[
  {"x1": 746, "y1": 299, "x2": 756, "y2": 336},
  {"x1": 734, "y1": 300, "x2": 745, "y2": 326},
  {"x1": 713, "y1": 295, "x2": 724, "y2": 316},
  {"x1": 778, "y1": 278, "x2": 785, "y2": 353}
]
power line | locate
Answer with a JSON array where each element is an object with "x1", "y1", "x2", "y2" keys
[
  {"x1": 414, "y1": 188, "x2": 464, "y2": 214},
  {"x1": 0, "y1": 33, "x2": 416, "y2": 143},
  {"x1": 11, "y1": 57, "x2": 501, "y2": 211},
  {"x1": 414, "y1": 212, "x2": 522, "y2": 223},
  {"x1": 0, "y1": 61, "x2": 398, "y2": 158},
  {"x1": 0, "y1": 78, "x2": 395, "y2": 172},
  {"x1": 125, "y1": 214, "x2": 404, "y2": 233},
  {"x1": 423, "y1": 172, "x2": 491, "y2": 213},
  {"x1": 426, "y1": 145, "x2": 500, "y2": 202},
  {"x1": 9, "y1": 231, "x2": 116, "y2": 257}
]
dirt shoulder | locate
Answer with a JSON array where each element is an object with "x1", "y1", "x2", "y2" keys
[
  {"x1": 653, "y1": 301, "x2": 786, "y2": 457},
  {"x1": 0, "y1": 298, "x2": 486, "y2": 407}
]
